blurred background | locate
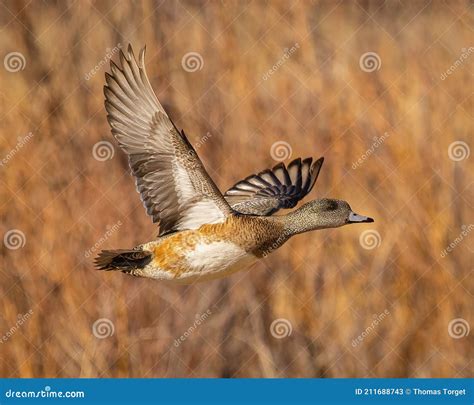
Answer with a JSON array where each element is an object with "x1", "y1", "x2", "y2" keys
[{"x1": 0, "y1": 0, "x2": 472, "y2": 378}]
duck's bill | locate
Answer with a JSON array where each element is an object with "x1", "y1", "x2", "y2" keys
[{"x1": 348, "y1": 212, "x2": 374, "y2": 223}]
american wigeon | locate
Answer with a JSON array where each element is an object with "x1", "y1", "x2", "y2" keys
[{"x1": 95, "y1": 45, "x2": 374, "y2": 283}]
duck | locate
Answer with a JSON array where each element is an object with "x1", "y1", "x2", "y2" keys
[{"x1": 95, "y1": 45, "x2": 374, "y2": 284}]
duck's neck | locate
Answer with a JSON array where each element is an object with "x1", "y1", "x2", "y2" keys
[{"x1": 281, "y1": 208, "x2": 331, "y2": 236}]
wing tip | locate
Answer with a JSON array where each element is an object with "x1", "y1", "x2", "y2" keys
[
  {"x1": 311, "y1": 156, "x2": 324, "y2": 173},
  {"x1": 287, "y1": 157, "x2": 302, "y2": 171},
  {"x1": 139, "y1": 45, "x2": 147, "y2": 67},
  {"x1": 305, "y1": 156, "x2": 324, "y2": 193},
  {"x1": 112, "y1": 43, "x2": 147, "y2": 71}
]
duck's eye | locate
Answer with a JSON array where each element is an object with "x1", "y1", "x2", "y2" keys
[{"x1": 326, "y1": 201, "x2": 338, "y2": 211}]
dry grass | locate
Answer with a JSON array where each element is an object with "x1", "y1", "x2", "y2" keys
[{"x1": 0, "y1": 0, "x2": 472, "y2": 378}]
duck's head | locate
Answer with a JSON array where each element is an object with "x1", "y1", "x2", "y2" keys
[{"x1": 285, "y1": 198, "x2": 374, "y2": 234}]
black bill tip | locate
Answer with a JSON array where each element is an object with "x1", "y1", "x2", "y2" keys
[{"x1": 348, "y1": 212, "x2": 375, "y2": 223}]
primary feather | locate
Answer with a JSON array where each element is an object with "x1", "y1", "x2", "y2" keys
[{"x1": 224, "y1": 157, "x2": 324, "y2": 215}]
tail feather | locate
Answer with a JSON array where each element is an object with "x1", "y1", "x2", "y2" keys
[{"x1": 95, "y1": 249, "x2": 152, "y2": 272}]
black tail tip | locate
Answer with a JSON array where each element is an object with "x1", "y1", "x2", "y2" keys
[
  {"x1": 94, "y1": 250, "x2": 119, "y2": 270},
  {"x1": 95, "y1": 249, "x2": 152, "y2": 272}
]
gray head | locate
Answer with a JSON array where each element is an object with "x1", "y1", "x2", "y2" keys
[{"x1": 284, "y1": 198, "x2": 374, "y2": 235}]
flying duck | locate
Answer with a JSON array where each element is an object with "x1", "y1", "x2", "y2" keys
[{"x1": 95, "y1": 45, "x2": 374, "y2": 283}]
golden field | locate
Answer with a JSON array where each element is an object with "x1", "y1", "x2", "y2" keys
[{"x1": 0, "y1": 0, "x2": 472, "y2": 378}]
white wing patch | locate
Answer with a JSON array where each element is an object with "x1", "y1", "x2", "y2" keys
[
  {"x1": 171, "y1": 157, "x2": 226, "y2": 230},
  {"x1": 176, "y1": 202, "x2": 226, "y2": 231}
]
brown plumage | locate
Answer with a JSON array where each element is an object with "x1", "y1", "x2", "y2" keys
[{"x1": 95, "y1": 45, "x2": 374, "y2": 283}]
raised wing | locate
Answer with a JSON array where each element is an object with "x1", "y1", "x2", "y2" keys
[
  {"x1": 224, "y1": 157, "x2": 324, "y2": 216},
  {"x1": 104, "y1": 45, "x2": 232, "y2": 235}
]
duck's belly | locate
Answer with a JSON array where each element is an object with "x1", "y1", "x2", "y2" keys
[{"x1": 144, "y1": 240, "x2": 258, "y2": 284}]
